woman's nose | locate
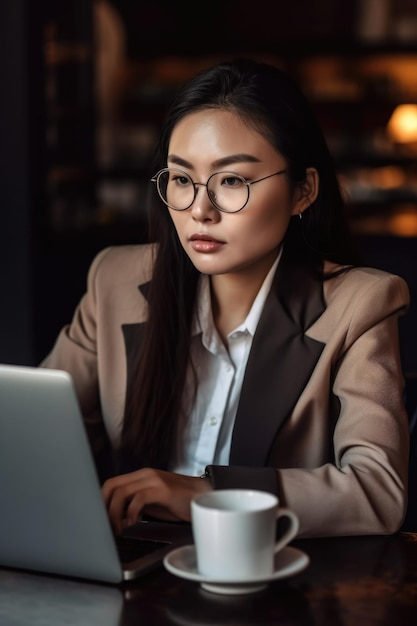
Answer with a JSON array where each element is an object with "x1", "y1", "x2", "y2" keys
[{"x1": 190, "y1": 184, "x2": 220, "y2": 221}]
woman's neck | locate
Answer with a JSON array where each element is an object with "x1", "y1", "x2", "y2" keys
[{"x1": 209, "y1": 254, "x2": 278, "y2": 344}]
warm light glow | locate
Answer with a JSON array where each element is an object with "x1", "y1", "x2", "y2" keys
[
  {"x1": 389, "y1": 210, "x2": 417, "y2": 236},
  {"x1": 387, "y1": 104, "x2": 417, "y2": 143}
]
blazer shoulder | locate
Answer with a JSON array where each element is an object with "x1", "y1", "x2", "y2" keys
[
  {"x1": 308, "y1": 262, "x2": 410, "y2": 346},
  {"x1": 87, "y1": 243, "x2": 156, "y2": 289},
  {"x1": 324, "y1": 262, "x2": 410, "y2": 306}
]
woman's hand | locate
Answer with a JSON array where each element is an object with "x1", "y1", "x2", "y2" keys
[{"x1": 102, "y1": 468, "x2": 212, "y2": 534}]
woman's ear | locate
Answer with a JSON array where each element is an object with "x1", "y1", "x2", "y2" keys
[{"x1": 292, "y1": 167, "x2": 319, "y2": 216}]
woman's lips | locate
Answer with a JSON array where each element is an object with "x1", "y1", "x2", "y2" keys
[{"x1": 189, "y1": 233, "x2": 224, "y2": 253}]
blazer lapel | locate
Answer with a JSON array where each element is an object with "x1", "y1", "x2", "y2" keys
[
  {"x1": 122, "y1": 264, "x2": 326, "y2": 469},
  {"x1": 229, "y1": 252, "x2": 326, "y2": 466},
  {"x1": 122, "y1": 282, "x2": 151, "y2": 397},
  {"x1": 117, "y1": 283, "x2": 151, "y2": 472}
]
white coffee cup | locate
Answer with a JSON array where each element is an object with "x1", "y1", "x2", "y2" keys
[{"x1": 191, "y1": 489, "x2": 299, "y2": 579}]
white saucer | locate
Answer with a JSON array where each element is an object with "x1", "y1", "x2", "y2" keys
[{"x1": 163, "y1": 545, "x2": 309, "y2": 595}]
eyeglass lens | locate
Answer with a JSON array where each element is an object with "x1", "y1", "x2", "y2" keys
[{"x1": 157, "y1": 169, "x2": 249, "y2": 213}]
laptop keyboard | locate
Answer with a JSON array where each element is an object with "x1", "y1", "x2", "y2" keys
[{"x1": 115, "y1": 535, "x2": 172, "y2": 563}]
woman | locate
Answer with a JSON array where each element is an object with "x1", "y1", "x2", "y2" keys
[{"x1": 42, "y1": 58, "x2": 410, "y2": 537}]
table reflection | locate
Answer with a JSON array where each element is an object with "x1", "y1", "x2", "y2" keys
[{"x1": 160, "y1": 583, "x2": 315, "y2": 626}]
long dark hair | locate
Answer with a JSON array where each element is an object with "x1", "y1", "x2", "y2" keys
[{"x1": 120, "y1": 58, "x2": 358, "y2": 469}]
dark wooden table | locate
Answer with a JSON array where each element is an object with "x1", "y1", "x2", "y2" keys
[{"x1": 1, "y1": 532, "x2": 417, "y2": 625}]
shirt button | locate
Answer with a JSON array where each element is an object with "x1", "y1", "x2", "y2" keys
[{"x1": 209, "y1": 416, "x2": 218, "y2": 426}]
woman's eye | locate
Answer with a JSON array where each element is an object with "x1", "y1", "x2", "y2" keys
[
  {"x1": 222, "y1": 176, "x2": 243, "y2": 188},
  {"x1": 172, "y1": 175, "x2": 190, "y2": 186}
]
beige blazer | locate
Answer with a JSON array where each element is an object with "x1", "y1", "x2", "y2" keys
[{"x1": 41, "y1": 244, "x2": 410, "y2": 538}]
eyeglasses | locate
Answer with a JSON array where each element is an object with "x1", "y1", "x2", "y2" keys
[{"x1": 151, "y1": 167, "x2": 288, "y2": 214}]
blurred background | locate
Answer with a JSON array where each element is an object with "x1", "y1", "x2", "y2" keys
[{"x1": 1, "y1": 0, "x2": 417, "y2": 379}]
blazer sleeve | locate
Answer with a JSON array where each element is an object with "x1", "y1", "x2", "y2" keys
[
  {"x1": 40, "y1": 248, "x2": 110, "y2": 462},
  {"x1": 206, "y1": 272, "x2": 410, "y2": 538}
]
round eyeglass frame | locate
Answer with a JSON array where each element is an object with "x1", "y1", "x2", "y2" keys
[{"x1": 150, "y1": 167, "x2": 288, "y2": 213}]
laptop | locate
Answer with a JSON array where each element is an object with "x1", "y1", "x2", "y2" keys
[{"x1": 0, "y1": 364, "x2": 192, "y2": 583}]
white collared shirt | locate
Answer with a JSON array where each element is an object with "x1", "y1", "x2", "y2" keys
[{"x1": 171, "y1": 251, "x2": 282, "y2": 476}]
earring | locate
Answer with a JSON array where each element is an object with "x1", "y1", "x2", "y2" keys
[{"x1": 299, "y1": 212, "x2": 303, "y2": 220}]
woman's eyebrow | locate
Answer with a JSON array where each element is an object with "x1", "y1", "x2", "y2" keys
[
  {"x1": 167, "y1": 154, "x2": 193, "y2": 169},
  {"x1": 212, "y1": 154, "x2": 262, "y2": 168},
  {"x1": 167, "y1": 153, "x2": 262, "y2": 170}
]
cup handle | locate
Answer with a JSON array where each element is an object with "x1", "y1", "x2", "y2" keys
[{"x1": 274, "y1": 508, "x2": 299, "y2": 554}]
